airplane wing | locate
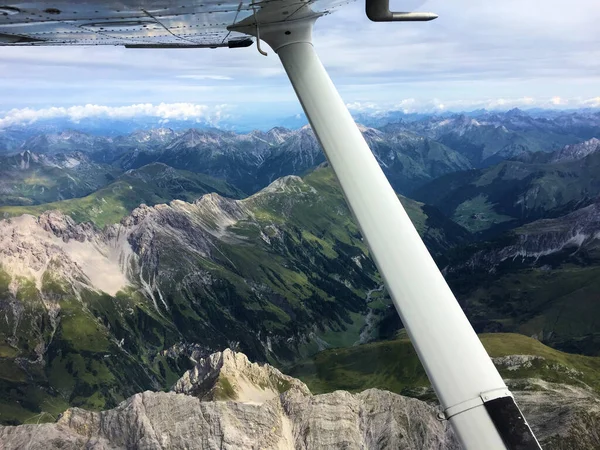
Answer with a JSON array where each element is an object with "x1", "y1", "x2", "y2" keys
[{"x1": 0, "y1": 0, "x2": 348, "y2": 47}]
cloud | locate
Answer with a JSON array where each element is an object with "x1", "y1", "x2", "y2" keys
[
  {"x1": 3, "y1": 95, "x2": 598, "y2": 130},
  {"x1": 176, "y1": 75, "x2": 233, "y2": 80},
  {"x1": 0, "y1": 0, "x2": 598, "y2": 109},
  {"x1": 346, "y1": 97, "x2": 600, "y2": 114},
  {"x1": 583, "y1": 97, "x2": 600, "y2": 108},
  {"x1": 0, "y1": 103, "x2": 233, "y2": 128}
]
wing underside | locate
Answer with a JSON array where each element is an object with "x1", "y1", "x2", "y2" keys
[{"x1": 0, "y1": 0, "x2": 348, "y2": 47}]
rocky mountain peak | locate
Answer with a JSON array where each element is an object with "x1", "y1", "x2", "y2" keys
[
  {"x1": 357, "y1": 124, "x2": 385, "y2": 142},
  {"x1": 3, "y1": 348, "x2": 597, "y2": 449},
  {"x1": 168, "y1": 128, "x2": 206, "y2": 149},
  {"x1": 173, "y1": 348, "x2": 310, "y2": 403},
  {"x1": 505, "y1": 107, "x2": 529, "y2": 118},
  {"x1": 252, "y1": 176, "x2": 314, "y2": 199},
  {"x1": 129, "y1": 127, "x2": 175, "y2": 143},
  {"x1": 263, "y1": 174, "x2": 303, "y2": 189},
  {"x1": 551, "y1": 137, "x2": 600, "y2": 163},
  {"x1": 193, "y1": 193, "x2": 250, "y2": 228},
  {"x1": 38, "y1": 210, "x2": 96, "y2": 243},
  {"x1": 265, "y1": 126, "x2": 293, "y2": 145}
]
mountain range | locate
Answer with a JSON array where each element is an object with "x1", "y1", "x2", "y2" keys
[
  {"x1": 2, "y1": 108, "x2": 598, "y2": 199},
  {"x1": 0, "y1": 166, "x2": 472, "y2": 423},
  {"x1": 7, "y1": 125, "x2": 470, "y2": 196},
  {"x1": 1, "y1": 109, "x2": 600, "y2": 443}
]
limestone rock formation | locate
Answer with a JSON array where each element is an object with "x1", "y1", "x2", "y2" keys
[
  {"x1": 0, "y1": 349, "x2": 457, "y2": 450},
  {"x1": 172, "y1": 348, "x2": 311, "y2": 402}
]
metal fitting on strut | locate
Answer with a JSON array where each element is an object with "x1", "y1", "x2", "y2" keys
[{"x1": 365, "y1": 0, "x2": 438, "y2": 22}]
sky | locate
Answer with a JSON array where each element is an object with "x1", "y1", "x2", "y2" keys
[{"x1": 0, "y1": 0, "x2": 599, "y2": 127}]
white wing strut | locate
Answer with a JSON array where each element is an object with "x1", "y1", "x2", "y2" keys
[{"x1": 238, "y1": 15, "x2": 541, "y2": 450}]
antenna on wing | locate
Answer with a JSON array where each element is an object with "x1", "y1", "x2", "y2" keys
[{"x1": 252, "y1": 3, "x2": 268, "y2": 56}]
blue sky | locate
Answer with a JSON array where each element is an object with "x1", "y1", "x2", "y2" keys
[{"x1": 0, "y1": 0, "x2": 598, "y2": 126}]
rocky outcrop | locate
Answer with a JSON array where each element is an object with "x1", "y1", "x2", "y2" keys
[
  {"x1": 512, "y1": 379, "x2": 600, "y2": 449},
  {"x1": 2, "y1": 348, "x2": 600, "y2": 450},
  {"x1": 551, "y1": 138, "x2": 600, "y2": 163},
  {"x1": 447, "y1": 199, "x2": 600, "y2": 273},
  {"x1": 0, "y1": 212, "x2": 130, "y2": 295},
  {"x1": 173, "y1": 349, "x2": 310, "y2": 402},
  {"x1": 0, "y1": 349, "x2": 458, "y2": 450},
  {"x1": 37, "y1": 210, "x2": 96, "y2": 242},
  {"x1": 0, "y1": 388, "x2": 458, "y2": 450}
]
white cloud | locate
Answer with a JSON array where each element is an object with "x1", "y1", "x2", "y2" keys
[
  {"x1": 345, "y1": 101, "x2": 381, "y2": 112},
  {"x1": 0, "y1": 103, "x2": 233, "y2": 128},
  {"x1": 176, "y1": 75, "x2": 233, "y2": 80},
  {"x1": 583, "y1": 97, "x2": 600, "y2": 108},
  {"x1": 345, "y1": 97, "x2": 600, "y2": 115}
]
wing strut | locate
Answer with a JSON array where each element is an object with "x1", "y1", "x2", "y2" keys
[{"x1": 235, "y1": 14, "x2": 542, "y2": 450}]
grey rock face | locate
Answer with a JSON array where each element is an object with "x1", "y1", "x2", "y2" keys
[
  {"x1": 512, "y1": 379, "x2": 600, "y2": 449},
  {"x1": 173, "y1": 349, "x2": 311, "y2": 402},
  {"x1": 551, "y1": 138, "x2": 600, "y2": 163},
  {"x1": 0, "y1": 388, "x2": 457, "y2": 450},
  {"x1": 492, "y1": 355, "x2": 545, "y2": 371},
  {"x1": 282, "y1": 389, "x2": 455, "y2": 450},
  {"x1": 0, "y1": 350, "x2": 457, "y2": 450},
  {"x1": 38, "y1": 209, "x2": 97, "y2": 242}
]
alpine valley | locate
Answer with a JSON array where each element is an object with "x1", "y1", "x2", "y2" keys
[{"x1": 1, "y1": 108, "x2": 600, "y2": 449}]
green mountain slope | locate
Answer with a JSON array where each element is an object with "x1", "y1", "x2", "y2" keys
[
  {"x1": 413, "y1": 151, "x2": 600, "y2": 234},
  {"x1": 289, "y1": 333, "x2": 600, "y2": 396},
  {"x1": 0, "y1": 151, "x2": 120, "y2": 207},
  {"x1": 441, "y1": 200, "x2": 600, "y2": 355},
  {"x1": 0, "y1": 163, "x2": 244, "y2": 228},
  {"x1": 0, "y1": 166, "x2": 470, "y2": 424}
]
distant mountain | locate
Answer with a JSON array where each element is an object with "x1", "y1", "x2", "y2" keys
[
  {"x1": 413, "y1": 140, "x2": 600, "y2": 234},
  {"x1": 0, "y1": 116, "x2": 222, "y2": 138},
  {"x1": 384, "y1": 112, "x2": 590, "y2": 168},
  {"x1": 6, "y1": 108, "x2": 598, "y2": 197},
  {"x1": 3, "y1": 125, "x2": 467, "y2": 195},
  {"x1": 0, "y1": 129, "x2": 31, "y2": 154},
  {"x1": 253, "y1": 125, "x2": 472, "y2": 194},
  {"x1": 148, "y1": 128, "x2": 273, "y2": 193},
  {"x1": 0, "y1": 162, "x2": 244, "y2": 227},
  {"x1": 21, "y1": 130, "x2": 114, "y2": 155},
  {"x1": 0, "y1": 151, "x2": 120, "y2": 206},
  {"x1": 104, "y1": 125, "x2": 471, "y2": 195},
  {"x1": 550, "y1": 137, "x2": 600, "y2": 163}
]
